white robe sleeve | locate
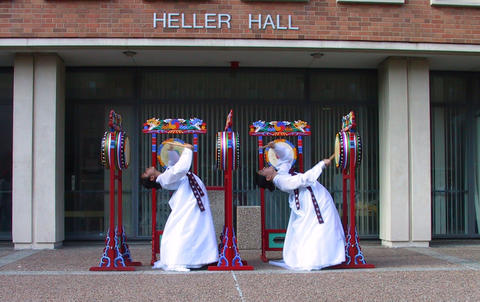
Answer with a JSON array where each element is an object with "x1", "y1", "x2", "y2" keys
[
  {"x1": 273, "y1": 160, "x2": 326, "y2": 191},
  {"x1": 156, "y1": 148, "x2": 192, "y2": 187}
]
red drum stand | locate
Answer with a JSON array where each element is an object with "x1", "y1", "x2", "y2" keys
[
  {"x1": 334, "y1": 111, "x2": 374, "y2": 269},
  {"x1": 90, "y1": 110, "x2": 140, "y2": 271},
  {"x1": 209, "y1": 111, "x2": 253, "y2": 271}
]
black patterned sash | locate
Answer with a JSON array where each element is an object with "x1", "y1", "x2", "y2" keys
[
  {"x1": 291, "y1": 172, "x2": 324, "y2": 224},
  {"x1": 186, "y1": 171, "x2": 205, "y2": 212},
  {"x1": 306, "y1": 187, "x2": 324, "y2": 224}
]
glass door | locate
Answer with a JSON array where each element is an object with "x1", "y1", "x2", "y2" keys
[
  {"x1": 431, "y1": 71, "x2": 480, "y2": 238},
  {"x1": 65, "y1": 104, "x2": 137, "y2": 239}
]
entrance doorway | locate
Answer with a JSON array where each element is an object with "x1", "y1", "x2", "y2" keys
[{"x1": 65, "y1": 67, "x2": 379, "y2": 240}]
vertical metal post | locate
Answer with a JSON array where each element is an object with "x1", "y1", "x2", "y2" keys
[
  {"x1": 193, "y1": 134, "x2": 198, "y2": 175},
  {"x1": 342, "y1": 171, "x2": 348, "y2": 233},
  {"x1": 349, "y1": 133, "x2": 356, "y2": 234},
  {"x1": 225, "y1": 132, "x2": 234, "y2": 262},
  {"x1": 151, "y1": 133, "x2": 157, "y2": 265},
  {"x1": 108, "y1": 132, "x2": 116, "y2": 264},
  {"x1": 298, "y1": 136, "x2": 303, "y2": 173},
  {"x1": 258, "y1": 136, "x2": 267, "y2": 262},
  {"x1": 118, "y1": 170, "x2": 122, "y2": 237}
]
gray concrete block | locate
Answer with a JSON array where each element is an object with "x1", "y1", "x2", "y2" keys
[
  {"x1": 237, "y1": 206, "x2": 261, "y2": 250},
  {"x1": 207, "y1": 190, "x2": 225, "y2": 241}
]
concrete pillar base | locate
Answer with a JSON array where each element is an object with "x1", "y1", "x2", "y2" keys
[
  {"x1": 381, "y1": 240, "x2": 430, "y2": 248},
  {"x1": 14, "y1": 243, "x2": 33, "y2": 250},
  {"x1": 207, "y1": 190, "x2": 225, "y2": 240},
  {"x1": 32, "y1": 242, "x2": 63, "y2": 249},
  {"x1": 15, "y1": 242, "x2": 63, "y2": 250}
]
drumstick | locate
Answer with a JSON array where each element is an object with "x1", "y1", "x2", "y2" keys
[
  {"x1": 328, "y1": 154, "x2": 335, "y2": 161},
  {"x1": 259, "y1": 142, "x2": 276, "y2": 149},
  {"x1": 164, "y1": 141, "x2": 186, "y2": 148}
]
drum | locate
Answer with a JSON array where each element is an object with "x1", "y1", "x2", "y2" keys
[
  {"x1": 100, "y1": 131, "x2": 117, "y2": 169},
  {"x1": 157, "y1": 138, "x2": 185, "y2": 169},
  {"x1": 216, "y1": 131, "x2": 240, "y2": 170},
  {"x1": 335, "y1": 131, "x2": 362, "y2": 171},
  {"x1": 115, "y1": 131, "x2": 130, "y2": 170},
  {"x1": 335, "y1": 132, "x2": 347, "y2": 170},
  {"x1": 100, "y1": 131, "x2": 110, "y2": 168},
  {"x1": 264, "y1": 139, "x2": 297, "y2": 171},
  {"x1": 101, "y1": 131, "x2": 130, "y2": 170},
  {"x1": 353, "y1": 132, "x2": 362, "y2": 168}
]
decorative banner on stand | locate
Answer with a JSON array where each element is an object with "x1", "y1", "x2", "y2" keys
[
  {"x1": 249, "y1": 120, "x2": 311, "y2": 136},
  {"x1": 109, "y1": 110, "x2": 123, "y2": 132},
  {"x1": 341, "y1": 111, "x2": 356, "y2": 132},
  {"x1": 143, "y1": 118, "x2": 206, "y2": 134}
]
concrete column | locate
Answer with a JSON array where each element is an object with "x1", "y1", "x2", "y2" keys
[
  {"x1": 12, "y1": 54, "x2": 65, "y2": 249},
  {"x1": 12, "y1": 55, "x2": 35, "y2": 249},
  {"x1": 378, "y1": 57, "x2": 431, "y2": 247},
  {"x1": 378, "y1": 57, "x2": 410, "y2": 246},
  {"x1": 407, "y1": 59, "x2": 431, "y2": 244},
  {"x1": 33, "y1": 54, "x2": 65, "y2": 249}
]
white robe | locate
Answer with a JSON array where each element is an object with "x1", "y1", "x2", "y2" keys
[
  {"x1": 272, "y1": 160, "x2": 346, "y2": 270},
  {"x1": 152, "y1": 148, "x2": 218, "y2": 271}
]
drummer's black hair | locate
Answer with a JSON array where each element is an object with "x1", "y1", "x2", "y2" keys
[
  {"x1": 253, "y1": 173, "x2": 275, "y2": 192},
  {"x1": 140, "y1": 176, "x2": 162, "y2": 190}
]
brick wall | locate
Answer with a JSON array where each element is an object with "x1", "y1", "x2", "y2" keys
[{"x1": 1, "y1": 0, "x2": 479, "y2": 44}]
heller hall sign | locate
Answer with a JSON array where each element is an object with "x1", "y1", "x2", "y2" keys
[{"x1": 153, "y1": 13, "x2": 299, "y2": 30}]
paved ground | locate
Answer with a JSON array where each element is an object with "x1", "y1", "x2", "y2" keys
[{"x1": 0, "y1": 241, "x2": 480, "y2": 301}]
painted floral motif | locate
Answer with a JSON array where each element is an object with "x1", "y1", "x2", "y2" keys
[
  {"x1": 341, "y1": 111, "x2": 356, "y2": 132},
  {"x1": 144, "y1": 118, "x2": 206, "y2": 132},
  {"x1": 249, "y1": 120, "x2": 310, "y2": 134}
]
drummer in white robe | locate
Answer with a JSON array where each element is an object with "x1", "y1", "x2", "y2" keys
[
  {"x1": 141, "y1": 141, "x2": 218, "y2": 271},
  {"x1": 256, "y1": 141, "x2": 345, "y2": 270}
]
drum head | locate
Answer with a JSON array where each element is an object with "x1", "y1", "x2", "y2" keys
[
  {"x1": 334, "y1": 133, "x2": 341, "y2": 168},
  {"x1": 106, "y1": 132, "x2": 116, "y2": 169},
  {"x1": 265, "y1": 139, "x2": 297, "y2": 170},
  {"x1": 124, "y1": 136, "x2": 130, "y2": 169},
  {"x1": 101, "y1": 131, "x2": 109, "y2": 168},
  {"x1": 341, "y1": 131, "x2": 349, "y2": 171},
  {"x1": 158, "y1": 138, "x2": 185, "y2": 169},
  {"x1": 116, "y1": 132, "x2": 130, "y2": 170}
]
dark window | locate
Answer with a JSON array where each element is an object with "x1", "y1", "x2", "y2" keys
[{"x1": 0, "y1": 69, "x2": 13, "y2": 240}]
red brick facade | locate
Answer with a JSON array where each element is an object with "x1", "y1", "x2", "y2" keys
[{"x1": 1, "y1": 0, "x2": 479, "y2": 44}]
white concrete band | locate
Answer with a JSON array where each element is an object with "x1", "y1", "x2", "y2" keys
[{"x1": 1, "y1": 39, "x2": 480, "y2": 55}]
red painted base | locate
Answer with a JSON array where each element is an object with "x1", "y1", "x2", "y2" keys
[
  {"x1": 89, "y1": 266, "x2": 136, "y2": 271},
  {"x1": 207, "y1": 265, "x2": 254, "y2": 271},
  {"x1": 125, "y1": 261, "x2": 142, "y2": 266}
]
